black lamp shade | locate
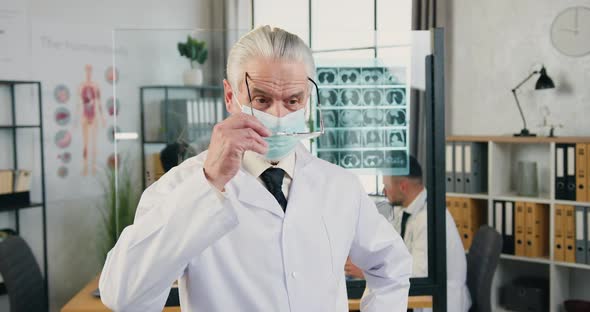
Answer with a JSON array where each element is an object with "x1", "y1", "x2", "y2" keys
[{"x1": 535, "y1": 67, "x2": 555, "y2": 90}]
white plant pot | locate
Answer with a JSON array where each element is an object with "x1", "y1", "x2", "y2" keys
[{"x1": 183, "y1": 68, "x2": 203, "y2": 85}]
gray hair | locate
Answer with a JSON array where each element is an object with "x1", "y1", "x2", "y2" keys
[{"x1": 226, "y1": 25, "x2": 316, "y2": 91}]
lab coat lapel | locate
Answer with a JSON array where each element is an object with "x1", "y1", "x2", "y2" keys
[
  {"x1": 233, "y1": 144, "x2": 314, "y2": 218},
  {"x1": 233, "y1": 166, "x2": 285, "y2": 218}
]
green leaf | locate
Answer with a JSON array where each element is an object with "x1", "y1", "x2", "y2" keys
[
  {"x1": 190, "y1": 45, "x2": 198, "y2": 61},
  {"x1": 177, "y1": 43, "x2": 186, "y2": 57},
  {"x1": 197, "y1": 48, "x2": 208, "y2": 64},
  {"x1": 178, "y1": 36, "x2": 207, "y2": 65}
]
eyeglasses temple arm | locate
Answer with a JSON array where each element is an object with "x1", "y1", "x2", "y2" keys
[
  {"x1": 244, "y1": 72, "x2": 254, "y2": 115},
  {"x1": 307, "y1": 77, "x2": 324, "y2": 133}
]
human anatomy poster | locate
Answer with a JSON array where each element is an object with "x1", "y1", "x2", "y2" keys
[{"x1": 32, "y1": 22, "x2": 129, "y2": 201}]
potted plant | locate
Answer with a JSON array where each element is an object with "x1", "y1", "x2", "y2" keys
[{"x1": 178, "y1": 35, "x2": 208, "y2": 85}]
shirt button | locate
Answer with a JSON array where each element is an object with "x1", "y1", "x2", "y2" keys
[{"x1": 291, "y1": 272, "x2": 298, "y2": 279}]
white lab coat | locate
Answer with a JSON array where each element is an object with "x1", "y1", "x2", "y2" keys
[
  {"x1": 376, "y1": 190, "x2": 471, "y2": 312},
  {"x1": 99, "y1": 144, "x2": 412, "y2": 312}
]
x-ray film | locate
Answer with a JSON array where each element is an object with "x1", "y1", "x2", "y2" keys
[
  {"x1": 315, "y1": 61, "x2": 409, "y2": 175},
  {"x1": 338, "y1": 68, "x2": 361, "y2": 85},
  {"x1": 340, "y1": 88, "x2": 362, "y2": 106},
  {"x1": 384, "y1": 88, "x2": 406, "y2": 106},
  {"x1": 317, "y1": 68, "x2": 338, "y2": 85}
]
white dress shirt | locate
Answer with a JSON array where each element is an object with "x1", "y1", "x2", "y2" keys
[
  {"x1": 242, "y1": 150, "x2": 295, "y2": 198},
  {"x1": 376, "y1": 189, "x2": 471, "y2": 312},
  {"x1": 99, "y1": 144, "x2": 412, "y2": 312}
]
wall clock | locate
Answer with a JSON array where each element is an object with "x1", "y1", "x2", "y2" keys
[{"x1": 550, "y1": 6, "x2": 590, "y2": 57}]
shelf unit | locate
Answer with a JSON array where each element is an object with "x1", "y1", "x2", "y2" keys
[
  {"x1": 447, "y1": 135, "x2": 590, "y2": 312},
  {"x1": 0, "y1": 81, "x2": 48, "y2": 304},
  {"x1": 139, "y1": 85, "x2": 226, "y2": 189}
]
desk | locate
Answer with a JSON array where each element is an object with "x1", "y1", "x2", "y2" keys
[{"x1": 61, "y1": 277, "x2": 433, "y2": 312}]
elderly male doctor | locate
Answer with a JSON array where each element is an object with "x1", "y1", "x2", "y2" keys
[{"x1": 99, "y1": 26, "x2": 412, "y2": 312}]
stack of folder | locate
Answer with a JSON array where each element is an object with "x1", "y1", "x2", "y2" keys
[
  {"x1": 554, "y1": 204, "x2": 590, "y2": 264},
  {"x1": 447, "y1": 197, "x2": 486, "y2": 250},
  {"x1": 13, "y1": 170, "x2": 32, "y2": 192},
  {"x1": 0, "y1": 170, "x2": 14, "y2": 194},
  {"x1": 0, "y1": 169, "x2": 32, "y2": 194},
  {"x1": 494, "y1": 201, "x2": 549, "y2": 258},
  {"x1": 556, "y1": 143, "x2": 590, "y2": 201},
  {"x1": 446, "y1": 141, "x2": 488, "y2": 194}
]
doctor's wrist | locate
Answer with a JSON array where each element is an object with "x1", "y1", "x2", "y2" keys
[{"x1": 203, "y1": 168, "x2": 226, "y2": 192}]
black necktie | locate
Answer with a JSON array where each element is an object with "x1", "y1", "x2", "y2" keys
[
  {"x1": 400, "y1": 211, "x2": 411, "y2": 239},
  {"x1": 259, "y1": 167, "x2": 288, "y2": 211}
]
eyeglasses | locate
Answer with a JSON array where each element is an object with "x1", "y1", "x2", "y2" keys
[{"x1": 244, "y1": 72, "x2": 325, "y2": 140}]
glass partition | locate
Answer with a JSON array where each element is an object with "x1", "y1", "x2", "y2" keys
[{"x1": 112, "y1": 28, "x2": 446, "y2": 308}]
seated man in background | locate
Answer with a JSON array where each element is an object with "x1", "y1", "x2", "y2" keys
[{"x1": 345, "y1": 156, "x2": 471, "y2": 312}]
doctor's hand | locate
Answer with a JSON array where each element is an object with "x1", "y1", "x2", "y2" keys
[
  {"x1": 204, "y1": 113, "x2": 270, "y2": 191},
  {"x1": 345, "y1": 257, "x2": 364, "y2": 279}
]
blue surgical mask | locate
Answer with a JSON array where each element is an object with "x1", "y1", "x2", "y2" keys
[{"x1": 240, "y1": 104, "x2": 308, "y2": 161}]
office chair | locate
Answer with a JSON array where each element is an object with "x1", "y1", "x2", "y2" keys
[
  {"x1": 466, "y1": 226, "x2": 502, "y2": 312},
  {"x1": 0, "y1": 235, "x2": 47, "y2": 312}
]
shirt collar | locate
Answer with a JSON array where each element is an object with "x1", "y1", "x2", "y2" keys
[
  {"x1": 404, "y1": 188, "x2": 427, "y2": 215},
  {"x1": 242, "y1": 151, "x2": 296, "y2": 179}
]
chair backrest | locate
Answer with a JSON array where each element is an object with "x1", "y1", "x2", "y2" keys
[
  {"x1": 466, "y1": 226, "x2": 502, "y2": 312},
  {"x1": 0, "y1": 235, "x2": 47, "y2": 312}
]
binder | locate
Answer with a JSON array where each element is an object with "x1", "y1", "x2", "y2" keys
[
  {"x1": 145, "y1": 153, "x2": 165, "y2": 187},
  {"x1": 555, "y1": 144, "x2": 567, "y2": 200},
  {"x1": 0, "y1": 170, "x2": 14, "y2": 194},
  {"x1": 564, "y1": 205, "x2": 576, "y2": 262},
  {"x1": 503, "y1": 201, "x2": 515, "y2": 255},
  {"x1": 576, "y1": 144, "x2": 588, "y2": 202},
  {"x1": 446, "y1": 142, "x2": 455, "y2": 192},
  {"x1": 463, "y1": 198, "x2": 485, "y2": 250},
  {"x1": 575, "y1": 206, "x2": 587, "y2": 264},
  {"x1": 515, "y1": 201, "x2": 526, "y2": 256},
  {"x1": 554, "y1": 205, "x2": 565, "y2": 262},
  {"x1": 455, "y1": 142, "x2": 465, "y2": 193},
  {"x1": 460, "y1": 198, "x2": 470, "y2": 249},
  {"x1": 453, "y1": 198, "x2": 467, "y2": 249},
  {"x1": 537, "y1": 203, "x2": 550, "y2": 258},
  {"x1": 488, "y1": 197, "x2": 494, "y2": 228},
  {"x1": 586, "y1": 207, "x2": 590, "y2": 265},
  {"x1": 464, "y1": 142, "x2": 488, "y2": 194},
  {"x1": 566, "y1": 144, "x2": 577, "y2": 200},
  {"x1": 525, "y1": 203, "x2": 549, "y2": 258},
  {"x1": 445, "y1": 196, "x2": 457, "y2": 225},
  {"x1": 447, "y1": 197, "x2": 461, "y2": 233},
  {"x1": 494, "y1": 200, "x2": 504, "y2": 237},
  {"x1": 587, "y1": 144, "x2": 590, "y2": 203}
]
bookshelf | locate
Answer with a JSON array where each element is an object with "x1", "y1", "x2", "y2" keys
[
  {"x1": 447, "y1": 135, "x2": 590, "y2": 312},
  {"x1": 139, "y1": 85, "x2": 226, "y2": 189},
  {"x1": 0, "y1": 81, "x2": 48, "y2": 304}
]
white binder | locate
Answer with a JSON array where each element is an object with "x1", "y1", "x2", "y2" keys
[
  {"x1": 455, "y1": 143, "x2": 464, "y2": 193},
  {"x1": 446, "y1": 142, "x2": 455, "y2": 192}
]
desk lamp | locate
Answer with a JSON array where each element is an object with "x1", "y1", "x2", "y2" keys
[{"x1": 511, "y1": 66, "x2": 555, "y2": 137}]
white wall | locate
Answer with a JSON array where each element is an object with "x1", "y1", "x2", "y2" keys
[
  {"x1": 446, "y1": 0, "x2": 590, "y2": 137},
  {"x1": 0, "y1": 0, "x2": 217, "y2": 311}
]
